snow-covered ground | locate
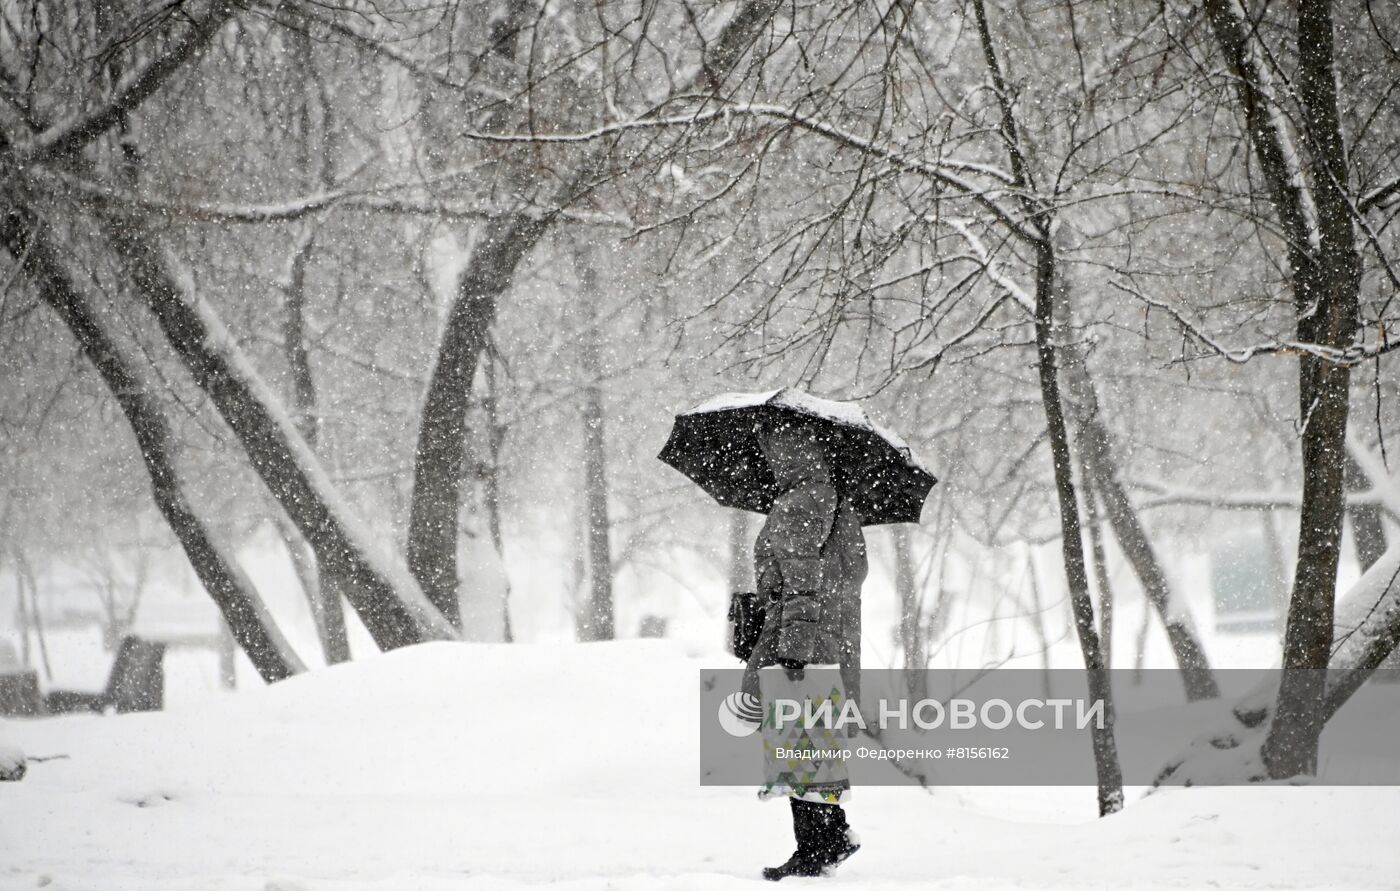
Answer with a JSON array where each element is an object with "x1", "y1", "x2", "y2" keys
[{"x1": 3, "y1": 641, "x2": 1397, "y2": 890}]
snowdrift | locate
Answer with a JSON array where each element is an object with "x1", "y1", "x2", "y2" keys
[{"x1": 1, "y1": 641, "x2": 1397, "y2": 889}]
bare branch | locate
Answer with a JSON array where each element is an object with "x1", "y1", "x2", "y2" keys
[{"x1": 16, "y1": 0, "x2": 236, "y2": 163}]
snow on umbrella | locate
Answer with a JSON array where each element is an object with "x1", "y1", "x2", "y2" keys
[{"x1": 657, "y1": 388, "x2": 937, "y2": 526}]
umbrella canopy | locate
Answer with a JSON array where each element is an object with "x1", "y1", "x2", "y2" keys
[{"x1": 658, "y1": 388, "x2": 937, "y2": 526}]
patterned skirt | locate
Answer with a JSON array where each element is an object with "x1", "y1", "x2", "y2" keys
[{"x1": 755, "y1": 664, "x2": 851, "y2": 804}]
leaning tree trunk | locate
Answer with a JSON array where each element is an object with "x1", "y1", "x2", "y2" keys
[
  {"x1": 4, "y1": 0, "x2": 453, "y2": 651},
  {"x1": 406, "y1": 0, "x2": 539, "y2": 629},
  {"x1": 0, "y1": 203, "x2": 302, "y2": 683},
  {"x1": 1061, "y1": 346, "x2": 1218, "y2": 699},
  {"x1": 93, "y1": 206, "x2": 454, "y2": 651},
  {"x1": 1323, "y1": 539, "x2": 1400, "y2": 717}
]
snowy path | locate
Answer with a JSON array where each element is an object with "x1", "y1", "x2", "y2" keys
[{"x1": 2, "y1": 642, "x2": 1396, "y2": 890}]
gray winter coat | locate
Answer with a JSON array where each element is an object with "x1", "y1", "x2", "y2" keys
[{"x1": 742, "y1": 425, "x2": 867, "y2": 705}]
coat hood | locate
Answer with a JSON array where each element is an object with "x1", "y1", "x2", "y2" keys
[{"x1": 758, "y1": 424, "x2": 831, "y2": 491}]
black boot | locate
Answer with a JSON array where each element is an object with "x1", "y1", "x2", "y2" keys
[
  {"x1": 808, "y1": 802, "x2": 860, "y2": 870},
  {"x1": 762, "y1": 800, "x2": 860, "y2": 880},
  {"x1": 761, "y1": 799, "x2": 824, "y2": 881}
]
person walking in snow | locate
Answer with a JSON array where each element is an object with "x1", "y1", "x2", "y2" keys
[
  {"x1": 741, "y1": 415, "x2": 866, "y2": 880},
  {"x1": 658, "y1": 387, "x2": 936, "y2": 881}
]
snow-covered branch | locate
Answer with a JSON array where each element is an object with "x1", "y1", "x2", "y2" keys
[
  {"x1": 458, "y1": 101, "x2": 1036, "y2": 244},
  {"x1": 252, "y1": 0, "x2": 512, "y2": 104},
  {"x1": 1127, "y1": 478, "x2": 1396, "y2": 517},
  {"x1": 941, "y1": 219, "x2": 1036, "y2": 313},
  {"x1": 1359, "y1": 176, "x2": 1400, "y2": 213},
  {"x1": 1330, "y1": 537, "x2": 1400, "y2": 669},
  {"x1": 33, "y1": 167, "x2": 632, "y2": 229},
  {"x1": 1108, "y1": 279, "x2": 1398, "y2": 367},
  {"x1": 17, "y1": 0, "x2": 236, "y2": 163}
]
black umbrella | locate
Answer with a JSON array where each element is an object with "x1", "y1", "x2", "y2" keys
[{"x1": 657, "y1": 388, "x2": 937, "y2": 526}]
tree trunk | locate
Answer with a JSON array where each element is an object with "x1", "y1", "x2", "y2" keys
[
  {"x1": 1030, "y1": 241, "x2": 1124, "y2": 816},
  {"x1": 405, "y1": 0, "x2": 535, "y2": 629},
  {"x1": 483, "y1": 356, "x2": 513, "y2": 642},
  {"x1": 1260, "y1": 509, "x2": 1291, "y2": 604},
  {"x1": 0, "y1": 204, "x2": 302, "y2": 683},
  {"x1": 277, "y1": 28, "x2": 351, "y2": 664},
  {"x1": 279, "y1": 230, "x2": 349, "y2": 665},
  {"x1": 13, "y1": 560, "x2": 32, "y2": 671},
  {"x1": 576, "y1": 255, "x2": 613, "y2": 641},
  {"x1": 1157, "y1": 536, "x2": 1400, "y2": 785},
  {"x1": 1082, "y1": 424, "x2": 1218, "y2": 697},
  {"x1": 570, "y1": 493, "x2": 588, "y2": 637},
  {"x1": 1261, "y1": 0, "x2": 1362, "y2": 781},
  {"x1": 1324, "y1": 538, "x2": 1400, "y2": 716},
  {"x1": 972, "y1": 0, "x2": 1121, "y2": 813},
  {"x1": 1202, "y1": 0, "x2": 1362, "y2": 780},
  {"x1": 1083, "y1": 475, "x2": 1115, "y2": 669},
  {"x1": 1059, "y1": 340, "x2": 1218, "y2": 699},
  {"x1": 408, "y1": 214, "x2": 548, "y2": 630},
  {"x1": 217, "y1": 618, "x2": 237, "y2": 689},
  {"x1": 950, "y1": 0, "x2": 1222, "y2": 695},
  {"x1": 1133, "y1": 600, "x2": 1151, "y2": 681}
]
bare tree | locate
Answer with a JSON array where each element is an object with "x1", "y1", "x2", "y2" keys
[
  {"x1": 1202, "y1": 0, "x2": 1367, "y2": 779},
  {"x1": 404, "y1": 0, "x2": 786, "y2": 631},
  {"x1": 0, "y1": 202, "x2": 303, "y2": 683}
]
